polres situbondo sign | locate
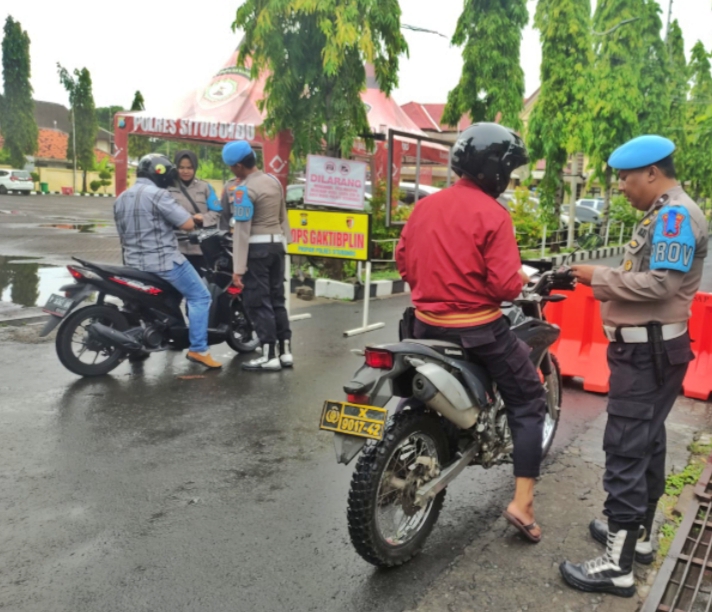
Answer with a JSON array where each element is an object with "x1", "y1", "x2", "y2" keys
[{"x1": 304, "y1": 155, "x2": 367, "y2": 211}]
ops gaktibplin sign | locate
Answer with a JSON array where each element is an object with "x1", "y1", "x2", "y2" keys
[{"x1": 304, "y1": 155, "x2": 367, "y2": 211}]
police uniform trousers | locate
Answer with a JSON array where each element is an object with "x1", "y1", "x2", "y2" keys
[
  {"x1": 603, "y1": 333, "x2": 694, "y2": 525},
  {"x1": 415, "y1": 316, "x2": 547, "y2": 478},
  {"x1": 242, "y1": 243, "x2": 292, "y2": 345}
]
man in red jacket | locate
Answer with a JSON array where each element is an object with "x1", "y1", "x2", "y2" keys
[{"x1": 396, "y1": 122, "x2": 547, "y2": 543}]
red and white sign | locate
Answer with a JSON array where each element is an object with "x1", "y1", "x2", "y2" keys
[{"x1": 305, "y1": 155, "x2": 367, "y2": 211}]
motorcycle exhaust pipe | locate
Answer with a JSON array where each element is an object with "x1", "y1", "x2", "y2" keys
[
  {"x1": 412, "y1": 363, "x2": 480, "y2": 429},
  {"x1": 88, "y1": 323, "x2": 142, "y2": 352}
]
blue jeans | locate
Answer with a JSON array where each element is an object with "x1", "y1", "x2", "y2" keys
[{"x1": 156, "y1": 260, "x2": 211, "y2": 353}]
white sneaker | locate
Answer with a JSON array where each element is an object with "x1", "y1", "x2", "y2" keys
[{"x1": 279, "y1": 340, "x2": 294, "y2": 368}]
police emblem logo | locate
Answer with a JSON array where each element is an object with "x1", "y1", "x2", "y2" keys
[
  {"x1": 346, "y1": 217, "x2": 354, "y2": 229},
  {"x1": 624, "y1": 260, "x2": 633, "y2": 271},
  {"x1": 300, "y1": 213, "x2": 308, "y2": 226},
  {"x1": 662, "y1": 211, "x2": 684, "y2": 238}
]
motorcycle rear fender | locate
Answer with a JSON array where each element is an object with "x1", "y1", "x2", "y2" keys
[
  {"x1": 334, "y1": 433, "x2": 367, "y2": 465},
  {"x1": 511, "y1": 319, "x2": 560, "y2": 369},
  {"x1": 39, "y1": 284, "x2": 95, "y2": 337}
]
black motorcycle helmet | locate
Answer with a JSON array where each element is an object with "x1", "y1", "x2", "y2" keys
[
  {"x1": 451, "y1": 122, "x2": 529, "y2": 198},
  {"x1": 136, "y1": 154, "x2": 177, "y2": 189}
]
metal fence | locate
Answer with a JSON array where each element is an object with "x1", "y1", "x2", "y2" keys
[{"x1": 517, "y1": 220, "x2": 636, "y2": 259}]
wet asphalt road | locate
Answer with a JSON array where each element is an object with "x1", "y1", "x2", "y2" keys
[
  {"x1": 0, "y1": 296, "x2": 609, "y2": 612},
  {"x1": 0, "y1": 193, "x2": 709, "y2": 611}
]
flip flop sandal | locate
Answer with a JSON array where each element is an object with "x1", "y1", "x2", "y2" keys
[{"x1": 502, "y1": 510, "x2": 542, "y2": 544}]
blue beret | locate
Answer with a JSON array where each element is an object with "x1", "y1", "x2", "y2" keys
[
  {"x1": 222, "y1": 140, "x2": 254, "y2": 166},
  {"x1": 608, "y1": 135, "x2": 676, "y2": 170}
]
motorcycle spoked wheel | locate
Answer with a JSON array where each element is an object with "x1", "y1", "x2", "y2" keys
[
  {"x1": 56, "y1": 305, "x2": 128, "y2": 377},
  {"x1": 540, "y1": 353, "x2": 562, "y2": 458},
  {"x1": 225, "y1": 298, "x2": 260, "y2": 354},
  {"x1": 347, "y1": 410, "x2": 450, "y2": 567}
]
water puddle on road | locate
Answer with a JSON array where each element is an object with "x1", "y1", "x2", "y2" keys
[{"x1": 0, "y1": 256, "x2": 72, "y2": 308}]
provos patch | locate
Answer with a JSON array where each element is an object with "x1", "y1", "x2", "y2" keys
[
  {"x1": 650, "y1": 205, "x2": 696, "y2": 273},
  {"x1": 229, "y1": 185, "x2": 254, "y2": 222}
]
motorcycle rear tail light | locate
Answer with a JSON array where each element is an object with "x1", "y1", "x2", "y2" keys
[
  {"x1": 226, "y1": 286, "x2": 242, "y2": 296},
  {"x1": 346, "y1": 393, "x2": 370, "y2": 405},
  {"x1": 67, "y1": 265, "x2": 86, "y2": 281},
  {"x1": 364, "y1": 348, "x2": 394, "y2": 370},
  {"x1": 108, "y1": 276, "x2": 163, "y2": 295}
]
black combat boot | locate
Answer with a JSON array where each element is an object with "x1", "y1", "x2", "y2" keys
[
  {"x1": 589, "y1": 502, "x2": 657, "y2": 565},
  {"x1": 242, "y1": 343, "x2": 281, "y2": 371},
  {"x1": 560, "y1": 521, "x2": 638, "y2": 597}
]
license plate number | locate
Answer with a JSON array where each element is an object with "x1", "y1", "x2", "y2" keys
[
  {"x1": 43, "y1": 294, "x2": 74, "y2": 317},
  {"x1": 319, "y1": 401, "x2": 388, "y2": 441}
]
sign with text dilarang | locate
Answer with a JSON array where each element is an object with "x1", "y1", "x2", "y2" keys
[
  {"x1": 304, "y1": 155, "x2": 367, "y2": 210},
  {"x1": 287, "y1": 210, "x2": 371, "y2": 261}
]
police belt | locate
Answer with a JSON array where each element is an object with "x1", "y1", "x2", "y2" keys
[
  {"x1": 603, "y1": 322, "x2": 687, "y2": 343},
  {"x1": 249, "y1": 233, "x2": 285, "y2": 244}
]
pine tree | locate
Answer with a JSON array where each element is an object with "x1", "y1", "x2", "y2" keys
[
  {"x1": 0, "y1": 16, "x2": 38, "y2": 168},
  {"x1": 665, "y1": 20, "x2": 688, "y2": 179},
  {"x1": 443, "y1": 0, "x2": 528, "y2": 130},
  {"x1": 527, "y1": 0, "x2": 592, "y2": 223},
  {"x1": 128, "y1": 90, "x2": 151, "y2": 161},
  {"x1": 58, "y1": 65, "x2": 98, "y2": 193},
  {"x1": 685, "y1": 42, "x2": 712, "y2": 201}
]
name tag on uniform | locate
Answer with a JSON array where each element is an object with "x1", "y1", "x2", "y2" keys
[{"x1": 228, "y1": 185, "x2": 254, "y2": 222}]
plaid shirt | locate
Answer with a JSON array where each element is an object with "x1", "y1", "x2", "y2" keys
[{"x1": 114, "y1": 178, "x2": 192, "y2": 272}]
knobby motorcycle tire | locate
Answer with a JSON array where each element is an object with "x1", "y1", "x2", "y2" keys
[
  {"x1": 347, "y1": 409, "x2": 450, "y2": 568},
  {"x1": 56, "y1": 305, "x2": 128, "y2": 377},
  {"x1": 225, "y1": 299, "x2": 260, "y2": 354}
]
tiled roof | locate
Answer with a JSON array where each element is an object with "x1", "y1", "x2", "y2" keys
[
  {"x1": 400, "y1": 102, "x2": 473, "y2": 133},
  {"x1": 0, "y1": 128, "x2": 113, "y2": 164}
]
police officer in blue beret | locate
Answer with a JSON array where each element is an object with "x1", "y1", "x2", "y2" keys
[
  {"x1": 560, "y1": 136, "x2": 709, "y2": 596},
  {"x1": 220, "y1": 141, "x2": 293, "y2": 371}
]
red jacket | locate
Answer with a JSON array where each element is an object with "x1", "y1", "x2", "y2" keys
[{"x1": 396, "y1": 178, "x2": 523, "y2": 327}]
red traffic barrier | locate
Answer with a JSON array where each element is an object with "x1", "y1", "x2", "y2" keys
[
  {"x1": 61, "y1": 186, "x2": 74, "y2": 195},
  {"x1": 683, "y1": 292, "x2": 712, "y2": 400},
  {"x1": 547, "y1": 284, "x2": 712, "y2": 401},
  {"x1": 546, "y1": 284, "x2": 610, "y2": 393}
]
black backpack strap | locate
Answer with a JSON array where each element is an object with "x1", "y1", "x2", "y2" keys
[{"x1": 177, "y1": 182, "x2": 202, "y2": 215}]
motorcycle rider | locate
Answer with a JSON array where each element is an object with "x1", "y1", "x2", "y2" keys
[
  {"x1": 113, "y1": 153, "x2": 222, "y2": 369},
  {"x1": 396, "y1": 122, "x2": 547, "y2": 543}
]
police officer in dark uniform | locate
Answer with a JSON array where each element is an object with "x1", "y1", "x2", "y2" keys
[
  {"x1": 221, "y1": 140, "x2": 293, "y2": 371},
  {"x1": 560, "y1": 136, "x2": 708, "y2": 597}
]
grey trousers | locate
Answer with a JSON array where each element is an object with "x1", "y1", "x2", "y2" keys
[{"x1": 603, "y1": 332, "x2": 694, "y2": 525}]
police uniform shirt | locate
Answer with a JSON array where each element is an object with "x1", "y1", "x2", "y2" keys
[
  {"x1": 591, "y1": 186, "x2": 708, "y2": 327},
  {"x1": 220, "y1": 170, "x2": 291, "y2": 275}
]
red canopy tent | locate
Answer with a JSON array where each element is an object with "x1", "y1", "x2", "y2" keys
[{"x1": 113, "y1": 50, "x2": 447, "y2": 195}]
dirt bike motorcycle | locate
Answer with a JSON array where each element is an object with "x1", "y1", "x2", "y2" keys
[
  {"x1": 40, "y1": 228, "x2": 259, "y2": 377},
  {"x1": 318, "y1": 238, "x2": 601, "y2": 567}
]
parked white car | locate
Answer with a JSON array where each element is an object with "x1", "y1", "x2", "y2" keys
[{"x1": 0, "y1": 169, "x2": 33, "y2": 195}]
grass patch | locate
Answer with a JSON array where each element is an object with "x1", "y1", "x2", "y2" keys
[
  {"x1": 370, "y1": 269, "x2": 402, "y2": 281},
  {"x1": 654, "y1": 438, "x2": 712, "y2": 568}
]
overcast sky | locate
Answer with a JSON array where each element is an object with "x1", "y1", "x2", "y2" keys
[{"x1": 3, "y1": 0, "x2": 711, "y2": 114}]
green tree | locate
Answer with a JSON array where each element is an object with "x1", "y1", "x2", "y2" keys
[
  {"x1": 685, "y1": 41, "x2": 712, "y2": 201},
  {"x1": 95, "y1": 105, "x2": 123, "y2": 131},
  {"x1": 665, "y1": 20, "x2": 688, "y2": 178},
  {"x1": 637, "y1": 0, "x2": 670, "y2": 135},
  {"x1": 0, "y1": 16, "x2": 38, "y2": 168},
  {"x1": 527, "y1": 0, "x2": 592, "y2": 224},
  {"x1": 586, "y1": 0, "x2": 646, "y2": 219},
  {"x1": 233, "y1": 0, "x2": 408, "y2": 159},
  {"x1": 57, "y1": 65, "x2": 98, "y2": 193},
  {"x1": 128, "y1": 90, "x2": 152, "y2": 161},
  {"x1": 10, "y1": 262, "x2": 39, "y2": 307},
  {"x1": 443, "y1": 0, "x2": 528, "y2": 130}
]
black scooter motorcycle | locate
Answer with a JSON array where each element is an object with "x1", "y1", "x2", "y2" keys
[{"x1": 40, "y1": 229, "x2": 259, "y2": 377}]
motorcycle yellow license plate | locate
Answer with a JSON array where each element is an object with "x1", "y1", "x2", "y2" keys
[{"x1": 319, "y1": 401, "x2": 388, "y2": 441}]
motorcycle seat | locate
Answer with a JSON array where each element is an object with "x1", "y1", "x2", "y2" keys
[
  {"x1": 74, "y1": 259, "x2": 176, "y2": 291},
  {"x1": 404, "y1": 339, "x2": 462, "y2": 349}
]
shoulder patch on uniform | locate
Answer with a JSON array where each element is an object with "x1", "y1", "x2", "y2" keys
[
  {"x1": 650, "y1": 204, "x2": 695, "y2": 273},
  {"x1": 229, "y1": 185, "x2": 254, "y2": 222},
  {"x1": 206, "y1": 184, "x2": 222, "y2": 212}
]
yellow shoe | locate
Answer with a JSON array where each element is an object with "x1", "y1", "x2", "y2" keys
[{"x1": 186, "y1": 351, "x2": 222, "y2": 369}]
